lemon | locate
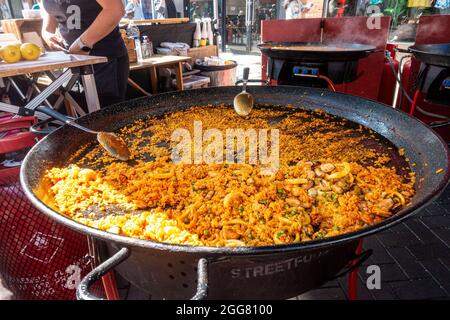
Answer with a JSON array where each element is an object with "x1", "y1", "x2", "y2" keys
[
  {"x1": 1, "y1": 45, "x2": 22, "y2": 63},
  {"x1": 20, "y1": 43, "x2": 41, "y2": 61}
]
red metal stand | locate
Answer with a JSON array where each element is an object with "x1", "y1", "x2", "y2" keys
[
  {"x1": 400, "y1": 15, "x2": 450, "y2": 142},
  {"x1": 410, "y1": 89, "x2": 421, "y2": 116},
  {"x1": 102, "y1": 272, "x2": 120, "y2": 300},
  {"x1": 347, "y1": 239, "x2": 363, "y2": 300}
]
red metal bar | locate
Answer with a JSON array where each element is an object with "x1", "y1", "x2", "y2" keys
[
  {"x1": 410, "y1": 89, "x2": 421, "y2": 116},
  {"x1": 102, "y1": 272, "x2": 120, "y2": 300},
  {"x1": 0, "y1": 116, "x2": 37, "y2": 132},
  {"x1": 348, "y1": 239, "x2": 363, "y2": 300}
]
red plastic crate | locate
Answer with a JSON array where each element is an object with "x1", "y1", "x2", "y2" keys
[{"x1": 0, "y1": 115, "x2": 102, "y2": 300}]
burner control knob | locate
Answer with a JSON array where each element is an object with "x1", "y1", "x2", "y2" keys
[{"x1": 443, "y1": 78, "x2": 450, "y2": 89}]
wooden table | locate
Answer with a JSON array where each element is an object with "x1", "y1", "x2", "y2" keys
[
  {"x1": 129, "y1": 55, "x2": 191, "y2": 94},
  {"x1": 0, "y1": 52, "x2": 107, "y2": 120}
]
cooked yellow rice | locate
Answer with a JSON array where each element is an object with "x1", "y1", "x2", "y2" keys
[{"x1": 42, "y1": 106, "x2": 416, "y2": 247}]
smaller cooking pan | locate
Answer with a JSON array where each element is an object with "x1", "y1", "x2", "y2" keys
[
  {"x1": 258, "y1": 42, "x2": 377, "y2": 61},
  {"x1": 409, "y1": 43, "x2": 450, "y2": 68}
]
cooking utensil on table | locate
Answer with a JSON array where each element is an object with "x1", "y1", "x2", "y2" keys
[
  {"x1": 35, "y1": 105, "x2": 130, "y2": 161},
  {"x1": 233, "y1": 67, "x2": 254, "y2": 116}
]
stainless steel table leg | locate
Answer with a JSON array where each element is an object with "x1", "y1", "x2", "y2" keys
[
  {"x1": 25, "y1": 69, "x2": 73, "y2": 111},
  {"x1": 8, "y1": 77, "x2": 27, "y2": 101},
  {"x1": 79, "y1": 65, "x2": 100, "y2": 112},
  {"x1": 0, "y1": 69, "x2": 73, "y2": 120},
  {"x1": 46, "y1": 71, "x2": 79, "y2": 111}
]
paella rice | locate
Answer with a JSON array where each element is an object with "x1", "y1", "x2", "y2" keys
[{"x1": 42, "y1": 106, "x2": 416, "y2": 247}]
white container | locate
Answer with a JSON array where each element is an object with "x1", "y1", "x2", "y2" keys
[
  {"x1": 22, "y1": 9, "x2": 41, "y2": 19},
  {"x1": 201, "y1": 20, "x2": 208, "y2": 46},
  {"x1": 193, "y1": 21, "x2": 201, "y2": 48},
  {"x1": 206, "y1": 19, "x2": 214, "y2": 46},
  {"x1": 135, "y1": 38, "x2": 143, "y2": 61}
]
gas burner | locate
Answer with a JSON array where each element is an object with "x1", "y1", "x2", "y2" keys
[
  {"x1": 258, "y1": 42, "x2": 376, "y2": 87},
  {"x1": 416, "y1": 65, "x2": 450, "y2": 106},
  {"x1": 409, "y1": 43, "x2": 450, "y2": 106}
]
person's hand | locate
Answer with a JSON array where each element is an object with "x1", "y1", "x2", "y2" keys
[
  {"x1": 68, "y1": 41, "x2": 84, "y2": 55},
  {"x1": 42, "y1": 32, "x2": 67, "y2": 51},
  {"x1": 68, "y1": 38, "x2": 90, "y2": 55}
]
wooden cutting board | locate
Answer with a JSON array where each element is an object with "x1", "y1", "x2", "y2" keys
[{"x1": 0, "y1": 51, "x2": 71, "y2": 69}]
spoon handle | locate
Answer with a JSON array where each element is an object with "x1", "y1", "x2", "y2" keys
[
  {"x1": 242, "y1": 67, "x2": 250, "y2": 93},
  {"x1": 36, "y1": 105, "x2": 97, "y2": 135}
]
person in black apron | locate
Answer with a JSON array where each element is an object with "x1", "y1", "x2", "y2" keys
[{"x1": 41, "y1": 0, "x2": 129, "y2": 108}]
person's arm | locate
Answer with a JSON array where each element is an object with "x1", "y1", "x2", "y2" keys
[
  {"x1": 69, "y1": 0, "x2": 125, "y2": 53},
  {"x1": 41, "y1": 5, "x2": 67, "y2": 51}
]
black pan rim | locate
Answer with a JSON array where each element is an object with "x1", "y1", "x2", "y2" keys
[
  {"x1": 409, "y1": 44, "x2": 450, "y2": 64},
  {"x1": 409, "y1": 43, "x2": 450, "y2": 54},
  {"x1": 257, "y1": 41, "x2": 377, "y2": 51},
  {"x1": 20, "y1": 86, "x2": 450, "y2": 256}
]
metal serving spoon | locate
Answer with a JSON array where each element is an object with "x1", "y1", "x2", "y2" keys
[
  {"x1": 233, "y1": 67, "x2": 254, "y2": 117},
  {"x1": 36, "y1": 105, "x2": 131, "y2": 161}
]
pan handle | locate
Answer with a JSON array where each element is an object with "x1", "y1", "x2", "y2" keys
[
  {"x1": 76, "y1": 247, "x2": 130, "y2": 300},
  {"x1": 76, "y1": 248, "x2": 209, "y2": 300},
  {"x1": 328, "y1": 249, "x2": 373, "y2": 281}
]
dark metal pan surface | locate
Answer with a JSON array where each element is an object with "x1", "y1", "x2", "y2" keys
[
  {"x1": 19, "y1": 85, "x2": 450, "y2": 299},
  {"x1": 20, "y1": 86, "x2": 449, "y2": 255},
  {"x1": 258, "y1": 42, "x2": 377, "y2": 61},
  {"x1": 409, "y1": 43, "x2": 450, "y2": 68}
]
